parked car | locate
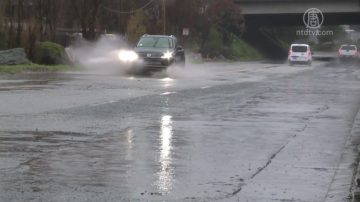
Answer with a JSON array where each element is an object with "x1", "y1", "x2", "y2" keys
[
  {"x1": 288, "y1": 44, "x2": 312, "y2": 66},
  {"x1": 338, "y1": 44, "x2": 359, "y2": 62}
]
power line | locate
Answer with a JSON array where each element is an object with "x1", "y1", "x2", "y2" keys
[{"x1": 101, "y1": 0, "x2": 156, "y2": 14}]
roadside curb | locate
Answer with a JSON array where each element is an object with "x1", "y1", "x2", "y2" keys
[
  {"x1": 348, "y1": 107, "x2": 360, "y2": 202},
  {"x1": 325, "y1": 105, "x2": 360, "y2": 202}
]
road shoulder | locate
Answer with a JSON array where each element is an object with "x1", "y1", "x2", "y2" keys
[{"x1": 326, "y1": 103, "x2": 360, "y2": 202}]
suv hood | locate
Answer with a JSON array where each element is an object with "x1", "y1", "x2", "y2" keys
[{"x1": 134, "y1": 47, "x2": 171, "y2": 54}]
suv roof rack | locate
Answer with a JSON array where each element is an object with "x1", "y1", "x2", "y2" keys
[{"x1": 141, "y1": 34, "x2": 176, "y2": 39}]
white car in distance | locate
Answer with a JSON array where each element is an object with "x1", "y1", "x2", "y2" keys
[
  {"x1": 288, "y1": 44, "x2": 312, "y2": 66},
  {"x1": 338, "y1": 44, "x2": 359, "y2": 62}
]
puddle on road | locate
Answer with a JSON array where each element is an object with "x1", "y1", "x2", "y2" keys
[
  {"x1": 0, "y1": 108, "x2": 180, "y2": 199},
  {"x1": 214, "y1": 78, "x2": 229, "y2": 82},
  {"x1": 0, "y1": 131, "x2": 90, "y2": 148},
  {"x1": 264, "y1": 65, "x2": 279, "y2": 69},
  {"x1": 0, "y1": 80, "x2": 56, "y2": 91},
  {"x1": 0, "y1": 73, "x2": 72, "y2": 91}
]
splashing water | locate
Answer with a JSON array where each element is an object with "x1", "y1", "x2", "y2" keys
[{"x1": 65, "y1": 34, "x2": 131, "y2": 75}]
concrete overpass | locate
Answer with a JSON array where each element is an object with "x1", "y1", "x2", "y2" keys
[
  {"x1": 235, "y1": 0, "x2": 360, "y2": 26},
  {"x1": 234, "y1": 0, "x2": 360, "y2": 60},
  {"x1": 236, "y1": 0, "x2": 360, "y2": 14}
]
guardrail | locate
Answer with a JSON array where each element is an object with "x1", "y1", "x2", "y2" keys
[{"x1": 235, "y1": 0, "x2": 353, "y2": 3}]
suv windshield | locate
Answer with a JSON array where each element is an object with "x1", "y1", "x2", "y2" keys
[
  {"x1": 137, "y1": 37, "x2": 172, "y2": 48},
  {"x1": 292, "y1": 46, "x2": 308, "y2": 52},
  {"x1": 341, "y1": 45, "x2": 357, "y2": 51}
]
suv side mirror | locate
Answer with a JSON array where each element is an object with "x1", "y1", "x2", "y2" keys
[{"x1": 177, "y1": 45, "x2": 183, "y2": 51}]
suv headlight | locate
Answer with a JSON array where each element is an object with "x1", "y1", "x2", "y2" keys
[
  {"x1": 118, "y1": 50, "x2": 138, "y2": 62},
  {"x1": 161, "y1": 51, "x2": 173, "y2": 59}
]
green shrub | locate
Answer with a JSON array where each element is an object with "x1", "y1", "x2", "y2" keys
[
  {"x1": 0, "y1": 48, "x2": 31, "y2": 65},
  {"x1": 127, "y1": 11, "x2": 146, "y2": 44},
  {"x1": 201, "y1": 25, "x2": 224, "y2": 58},
  {"x1": 34, "y1": 41, "x2": 65, "y2": 65},
  {"x1": 231, "y1": 35, "x2": 262, "y2": 60},
  {"x1": 201, "y1": 25, "x2": 262, "y2": 60}
]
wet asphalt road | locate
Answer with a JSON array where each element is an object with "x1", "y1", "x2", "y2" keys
[{"x1": 1, "y1": 61, "x2": 360, "y2": 202}]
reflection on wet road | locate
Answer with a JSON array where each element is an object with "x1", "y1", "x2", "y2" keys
[
  {"x1": 160, "y1": 77, "x2": 175, "y2": 88},
  {"x1": 1, "y1": 62, "x2": 360, "y2": 201},
  {"x1": 126, "y1": 128, "x2": 134, "y2": 150},
  {"x1": 157, "y1": 115, "x2": 174, "y2": 193}
]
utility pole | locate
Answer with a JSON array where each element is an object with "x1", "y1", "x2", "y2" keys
[
  {"x1": 120, "y1": 0, "x2": 124, "y2": 33},
  {"x1": 162, "y1": 0, "x2": 166, "y2": 34}
]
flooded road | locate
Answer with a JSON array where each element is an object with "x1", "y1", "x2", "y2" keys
[{"x1": 1, "y1": 61, "x2": 360, "y2": 201}]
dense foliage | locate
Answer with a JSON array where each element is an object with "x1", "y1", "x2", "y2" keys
[
  {"x1": 34, "y1": 42, "x2": 65, "y2": 65},
  {"x1": 0, "y1": 0, "x2": 248, "y2": 60}
]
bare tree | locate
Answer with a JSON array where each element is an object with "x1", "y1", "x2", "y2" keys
[
  {"x1": 34, "y1": 0, "x2": 64, "y2": 41},
  {"x1": 3, "y1": 0, "x2": 16, "y2": 48},
  {"x1": 15, "y1": 0, "x2": 25, "y2": 46},
  {"x1": 72, "y1": 0, "x2": 102, "y2": 40}
]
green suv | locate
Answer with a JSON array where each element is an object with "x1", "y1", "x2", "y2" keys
[
  {"x1": 118, "y1": 35, "x2": 185, "y2": 71},
  {"x1": 136, "y1": 35, "x2": 185, "y2": 68}
]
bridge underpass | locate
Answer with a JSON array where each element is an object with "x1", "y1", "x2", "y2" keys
[{"x1": 235, "y1": 0, "x2": 360, "y2": 59}]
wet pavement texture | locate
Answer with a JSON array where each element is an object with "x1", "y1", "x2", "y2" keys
[{"x1": 1, "y1": 62, "x2": 360, "y2": 201}]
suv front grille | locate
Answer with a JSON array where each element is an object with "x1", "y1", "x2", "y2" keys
[{"x1": 138, "y1": 52, "x2": 163, "y2": 58}]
